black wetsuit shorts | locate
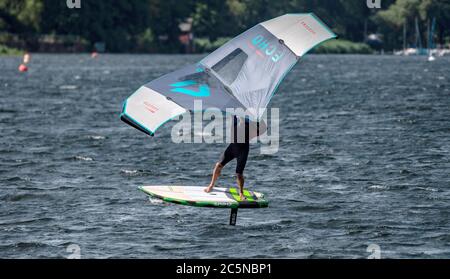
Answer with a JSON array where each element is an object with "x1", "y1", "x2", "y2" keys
[
  {"x1": 219, "y1": 143, "x2": 250, "y2": 175},
  {"x1": 218, "y1": 116, "x2": 259, "y2": 174}
]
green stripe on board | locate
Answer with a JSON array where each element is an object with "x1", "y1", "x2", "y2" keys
[
  {"x1": 229, "y1": 188, "x2": 255, "y2": 202},
  {"x1": 229, "y1": 188, "x2": 242, "y2": 201},
  {"x1": 243, "y1": 190, "x2": 255, "y2": 202}
]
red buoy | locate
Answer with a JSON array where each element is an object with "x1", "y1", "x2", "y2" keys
[
  {"x1": 18, "y1": 64, "x2": 28, "y2": 72},
  {"x1": 91, "y1": 52, "x2": 98, "y2": 58}
]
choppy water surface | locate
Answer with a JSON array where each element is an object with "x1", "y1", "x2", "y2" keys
[{"x1": 0, "y1": 54, "x2": 449, "y2": 258}]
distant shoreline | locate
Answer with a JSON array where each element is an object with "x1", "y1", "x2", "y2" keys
[
  {"x1": 0, "y1": 52, "x2": 385, "y2": 56},
  {"x1": 1, "y1": 39, "x2": 375, "y2": 56},
  {"x1": 3, "y1": 52, "x2": 445, "y2": 56}
]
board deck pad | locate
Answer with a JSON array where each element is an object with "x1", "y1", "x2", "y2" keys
[{"x1": 139, "y1": 186, "x2": 269, "y2": 208}]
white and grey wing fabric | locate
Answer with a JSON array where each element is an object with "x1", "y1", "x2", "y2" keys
[{"x1": 121, "y1": 13, "x2": 336, "y2": 136}]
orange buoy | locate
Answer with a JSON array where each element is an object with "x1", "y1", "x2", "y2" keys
[{"x1": 18, "y1": 63, "x2": 28, "y2": 72}]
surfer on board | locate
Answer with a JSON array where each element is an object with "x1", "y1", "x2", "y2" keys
[{"x1": 205, "y1": 116, "x2": 266, "y2": 200}]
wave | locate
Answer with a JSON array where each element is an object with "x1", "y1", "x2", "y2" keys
[
  {"x1": 74, "y1": 156, "x2": 94, "y2": 161},
  {"x1": 120, "y1": 169, "x2": 151, "y2": 176},
  {"x1": 87, "y1": 135, "x2": 106, "y2": 140},
  {"x1": 1, "y1": 193, "x2": 55, "y2": 202},
  {"x1": 59, "y1": 85, "x2": 78, "y2": 90}
]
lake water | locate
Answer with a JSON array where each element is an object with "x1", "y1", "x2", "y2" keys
[{"x1": 0, "y1": 54, "x2": 449, "y2": 258}]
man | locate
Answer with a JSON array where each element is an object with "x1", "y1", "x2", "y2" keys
[{"x1": 205, "y1": 115, "x2": 267, "y2": 200}]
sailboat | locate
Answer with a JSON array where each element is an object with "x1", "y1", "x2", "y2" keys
[
  {"x1": 396, "y1": 17, "x2": 427, "y2": 55},
  {"x1": 396, "y1": 17, "x2": 441, "y2": 59},
  {"x1": 427, "y1": 17, "x2": 436, "y2": 62}
]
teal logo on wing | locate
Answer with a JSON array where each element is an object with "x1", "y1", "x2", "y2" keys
[
  {"x1": 251, "y1": 34, "x2": 284, "y2": 62},
  {"x1": 170, "y1": 80, "x2": 210, "y2": 97}
]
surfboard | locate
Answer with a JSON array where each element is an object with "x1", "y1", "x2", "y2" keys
[{"x1": 139, "y1": 186, "x2": 269, "y2": 209}]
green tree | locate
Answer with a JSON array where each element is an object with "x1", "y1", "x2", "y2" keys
[
  {"x1": 376, "y1": 0, "x2": 450, "y2": 48},
  {"x1": 0, "y1": 0, "x2": 43, "y2": 33},
  {"x1": 1, "y1": 0, "x2": 449, "y2": 53}
]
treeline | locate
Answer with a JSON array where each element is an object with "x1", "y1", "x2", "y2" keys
[{"x1": 0, "y1": 0, "x2": 449, "y2": 53}]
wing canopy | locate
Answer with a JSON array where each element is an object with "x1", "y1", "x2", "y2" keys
[{"x1": 121, "y1": 13, "x2": 336, "y2": 135}]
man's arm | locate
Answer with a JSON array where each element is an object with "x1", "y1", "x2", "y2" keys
[{"x1": 248, "y1": 119, "x2": 267, "y2": 140}]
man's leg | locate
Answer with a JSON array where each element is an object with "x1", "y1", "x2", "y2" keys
[
  {"x1": 205, "y1": 144, "x2": 234, "y2": 193},
  {"x1": 236, "y1": 173, "x2": 245, "y2": 200},
  {"x1": 235, "y1": 143, "x2": 249, "y2": 201},
  {"x1": 205, "y1": 163, "x2": 223, "y2": 193}
]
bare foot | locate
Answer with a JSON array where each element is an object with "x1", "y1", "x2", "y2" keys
[
  {"x1": 239, "y1": 193, "x2": 247, "y2": 201},
  {"x1": 204, "y1": 185, "x2": 214, "y2": 193}
]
